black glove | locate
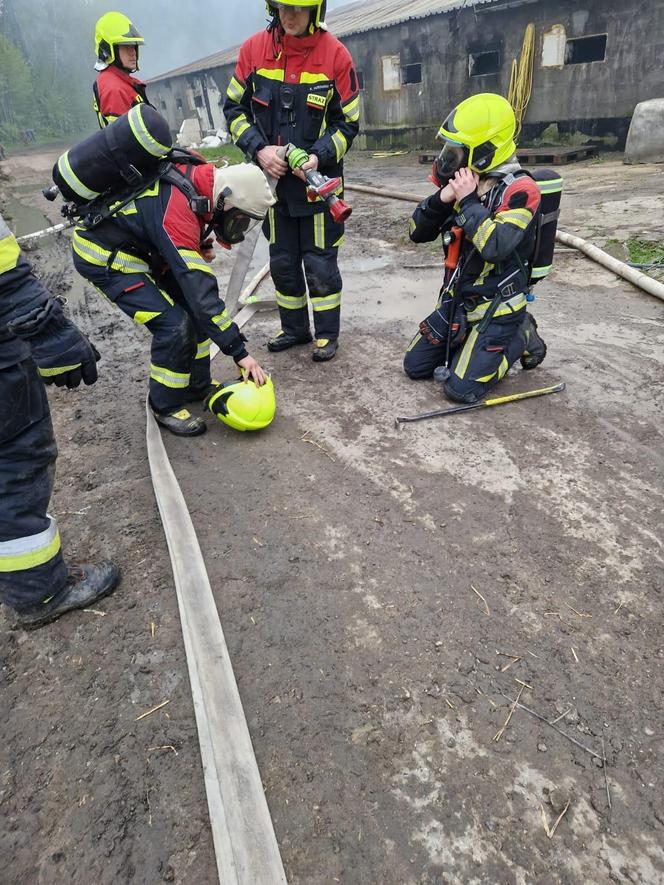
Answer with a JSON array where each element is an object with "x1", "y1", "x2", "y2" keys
[{"x1": 8, "y1": 298, "x2": 100, "y2": 389}]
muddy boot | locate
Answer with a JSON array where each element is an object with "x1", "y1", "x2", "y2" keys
[
  {"x1": 267, "y1": 330, "x2": 313, "y2": 353},
  {"x1": 312, "y1": 338, "x2": 338, "y2": 362},
  {"x1": 520, "y1": 313, "x2": 547, "y2": 369},
  {"x1": 152, "y1": 406, "x2": 206, "y2": 436},
  {"x1": 9, "y1": 561, "x2": 121, "y2": 631}
]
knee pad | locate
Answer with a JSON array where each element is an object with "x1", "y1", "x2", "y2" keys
[
  {"x1": 443, "y1": 376, "x2": 480, "y2": 404},
  {"x1": 303, "y1": 251, "x2": 342, "y2": 298},
  {"x1": 270, "y1": 248, "x2": 305, "y2": 294}
]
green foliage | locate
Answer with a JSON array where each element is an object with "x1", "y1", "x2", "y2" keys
[
  {"x1": 0, "y1": 33, "x2": 34, "y2": 141},
  {"x1": 196, "y1": 144, "x2": 245, "y2": 165},
  {"x1": 625, "y1": 237, "x2": 664, "y2": 267}
]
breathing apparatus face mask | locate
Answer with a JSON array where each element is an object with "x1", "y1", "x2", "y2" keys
[
  {"x1": 432, "y1": 141, "x2": 469, "y2": 187},
  {"x1": 212, "y1": 195, "x2": 262, "y2": 248}
]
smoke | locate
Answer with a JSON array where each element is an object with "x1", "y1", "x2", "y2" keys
[{"x1": 138, "y1": 0, "x2": 358, "y2": 78}]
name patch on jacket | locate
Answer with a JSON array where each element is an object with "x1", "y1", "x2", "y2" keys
[{"x1": 306, "y1": 92, "x2": 327, "y2": 110}]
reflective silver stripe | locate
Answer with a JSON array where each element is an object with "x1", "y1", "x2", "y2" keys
[
  {"x1": 466, "y1": 292, "x2": 527, "y2": 323},
  {"x1": 0, "y1": 214, "x2": 12, "y2": 237},
  {"x1": 196, "y1": 339, "x2": 211, "y2": 359},
  {"x1": 276, "y1": 291, "x2": 307, "y2": 310},
  {"x1": 0, "y1": 516, "x2": 61, "y2": 572},
  {"x1": 150, "y1": 364, "x2": 191, "y2": 388},
  {"x1": 127, "y1": 105, "x2": 169, "y2": 157},
  {"x1": 57, "y1": 151, "x2": 100, "y2": 200},
  {"x1": 312, "y1": 291, "x2": 341, "y2": 312}
]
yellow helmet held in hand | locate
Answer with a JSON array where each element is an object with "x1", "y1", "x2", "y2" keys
[
  {"x1": 95, "y1": 12, "x2": 144, "y2": 67},
  {"x1": 206, "y1": 376, "x2": 276, "y2": 432},
  {"x1": 436, "y1": 93, "x2": 517, "y2": 176},
  {"x1": 265, "y1": 0, "x2": 327, "y2": 29}
]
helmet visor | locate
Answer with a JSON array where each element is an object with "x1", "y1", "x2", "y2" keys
[
  {"x1": 213, "y1": 207, "x2": 261, "y2": 246},
  {"x1": 434, "y1": 141, "x2": 468, "y2": 184}
]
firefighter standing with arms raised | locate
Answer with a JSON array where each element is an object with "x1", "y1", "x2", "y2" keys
[{"x1": 224, "y1": 0, "x2": 360, "y2": 362}]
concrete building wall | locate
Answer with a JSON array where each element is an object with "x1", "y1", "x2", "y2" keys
[{"x1": 150, "y1": 0, "x2": 664, "y2": 150}]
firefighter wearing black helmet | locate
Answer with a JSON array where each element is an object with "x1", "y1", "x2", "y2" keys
[
  {"x1": 404, "y1": 93, "x2": 547, "y2": 403},
  {"x1": 93, "y1": 11, "x2": 153, "y2": 128},
  {"x1": 223, "y1": 0, "x2": 360, "y2": 363}
]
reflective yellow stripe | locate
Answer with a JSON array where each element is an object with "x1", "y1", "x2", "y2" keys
[
  {"x1": 531, "y1": 264, "x2": 552, "y2": 279},
  {"x1": 226, "y1": 76, "x2": 245, "y2": 103},
  {"x1": 466, "y1": 292, "x2": 527, "y2": 323},
  {"x1": 300, "y1": 72, "x2": 330, "y2": 84},
  {"x1": 312, "y1": 291, "x2": 341, "y2": 312},
  {"x1": 538, "y1": 178, "x2": 563, "y2": 194},
  {"x1": 473, "y1": 261, "x2": 494, "y2": 287},
  {"x1": 211, "y1": 309, "x2": 232, "y2": 331},
  {"x1": 257, "y1": 67, "x2": 285, "y2": 82},
  {"x1": 267, "y1": 207, "x2": 275, "y2": 245},
  {"x1": 331, "y1": 130, "x2": 348, "y2": 162},
  {"x1": 127, "y1": 105, "x2": 169, "y2": 157},
  {"x1": 0, "y1": 517, "x2": 61, "y2": 573},
  {"x1": 276, "y1": 291, "x2": 307, "y2": 310},
  {"x1": 454, "y1": 327, "x2": 479, "y2": 380},
  {"x1": 134, "y1": 310, "x2": 161, "y2": 325},
  {"x1": 496, "y1": 208, "x2": 533, "y2": 230},
  {"x1": 57, "y1": 151, "x2": 100, "y2": 200},
  {"x1": 195, "y1": 339, "x2": 211, "y2": 359},
  {"x1": 406, "y1": 332, "x2": 422, "y2": 353},
  {"x1": 332, "y1": 233, "x2": 345, "y2": 248},
  {"x1": 475, "y1": 356, "x2": 509, "y2": 383},
  {"x1": 150, "y1": 364, "x2": 191, "y2": 388},
  {"x1": 178, "y1": 248, "x2": 216, "y2": 276},
  {"x1": 137, "y1": 181, "x2": 160, "y2": 198},
  {"x1": 0, "y1": 232, "x2": 20, "y2": 273},
  {"x1": 472, "y1": 218, "x2": 496, "y2": 252},
  {"x1": 230, "y1": 116, "x2": 251, "y2": 141},
  {"x1": 313, "y1": 213, "x2": 325, "y2": 249},
  {"x1": 342, "y1": 95, "x2": 360, "y2": 122},
  {"x1": 38, "y1": 363, "x2": 82, "y2": 377},
  {"x1": 72, "y1": 233, "x2": 150, "y2": 273}
]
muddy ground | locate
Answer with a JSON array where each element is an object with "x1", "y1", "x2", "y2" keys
[{"x1": 1, "y1": 146, "x2": 663, "y2": 885}]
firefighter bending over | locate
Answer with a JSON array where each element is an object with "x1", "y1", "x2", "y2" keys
[
  {"x1": 71, "y1": 160, "x2": 276, "y2": 436},
  {"x1": 405, "y1": 93, "x2": 547, "y2": 403},
  {"x1": 93, "y1": 11, "x2": 153, "y2": 128},
  {"x1": 224, "y1": 0, "x2": 360, "y2": 363},
  {"x1": 0, "y1": 215, "x2": 120, "y2": 629}
]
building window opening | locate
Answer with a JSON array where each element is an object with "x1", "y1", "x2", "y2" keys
[
  {"x1": 194, "y1": 95, "x2": 204, "y2": 108},
  {"x1": 565, "y1": 34, "x2": 607, "y2": 64},
  {"x1": 402, "y1": 63, "x2": 422, "y2": 85},
  {"x1": 469, "y1": 50, "x2": 500, "y2": 77},
  {"x1": 176, "y1": 98, "x2": 183, "y2": 110},
  {"x1": 356, "y1": 70, "x2": 365, "y2": 91},
  {"x1": 160, "y1": 100, "x2": 167, "y2": 111}
]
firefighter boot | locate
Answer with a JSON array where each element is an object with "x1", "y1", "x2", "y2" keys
[
  {"x1": 152, "y1": 406, "x2": 206, "y2": 436},
  {"x1": 520, "y1": 313, "x2": 547, "y2": 370},
  {"x1": 267, "y1": 330, "x2": 313, "y2": 353},
  {"x1": 10, "y1": 561, "x2": 121, "y2": 631},
  {"x1": 312, "y1": 338, "x2": 338, "y2": 362}
]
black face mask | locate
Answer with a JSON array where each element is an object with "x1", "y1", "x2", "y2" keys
[
  {"x1": 433, "y1": 142, "x2": 470, "y2": 186},
  {"x1": 212, "y1": 206, "x2": 260, "y2": 247}
]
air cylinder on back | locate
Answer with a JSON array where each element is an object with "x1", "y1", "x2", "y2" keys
[
  {"x1": 529, "y1": 168, "x2": 562, "y2": 283},
  {"x1": 53, "y1": 105, "x2": 172, "y2": 204}
]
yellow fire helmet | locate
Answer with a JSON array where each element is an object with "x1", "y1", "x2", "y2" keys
[
  {"x1": 265, "y1": 0, "x2": 327, "y2": 29},
  {"x1": 95, "y1": 12, "x2": 144, "y2": 67},
  {"x1": 437, "y1": 93, "x2": 517, "y2": 174},
  {"x1": 206, "y1": 376, "x2": 276, "y2": 432}
]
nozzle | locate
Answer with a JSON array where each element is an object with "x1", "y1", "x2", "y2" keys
[{"x1": 329, "y1": 197, "x2": 352, "y2": 224}]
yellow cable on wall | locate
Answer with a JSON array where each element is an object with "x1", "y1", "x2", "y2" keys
[{"x1": 508, "y1": 23, "x2": 535, "y2": 137}]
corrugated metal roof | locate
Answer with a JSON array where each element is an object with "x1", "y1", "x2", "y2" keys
[{"x1": 149, "y1": 0, "x2": 501, "y2": 83}]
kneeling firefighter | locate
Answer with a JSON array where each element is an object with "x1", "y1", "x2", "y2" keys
[
  {"x1": 93, "y1": 11, "x2": 153, "y2": 128},
  {"x1": 404, "y1": 93, "x2": 556, "y2": 403},
  {"x1": 63, "y1": 107, "x2": 276, "y2": 436},
  {"x1": 0, "y1": 215, "x2": 120, "y2": 629}
]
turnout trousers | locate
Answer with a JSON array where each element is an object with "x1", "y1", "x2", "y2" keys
[
  {"x1": 263, "y1": 204, "x2": 344, "y2": 341},
  {"x1": 73, "y1": 250, "x2": 212, "y2": 414},
  {"x1": 404, "y1": 293, "x2": 530, "y2": 403},
  {"x1": 0, "y1": 358, "x2": 68, "y2": 611}
]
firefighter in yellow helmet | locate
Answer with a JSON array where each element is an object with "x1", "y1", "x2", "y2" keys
[
  {"x1": 93, "y1": 12, "x2": 153, "y2": 128},
  {"x1": 224, "y1": 0, "x2": 360, "y2": 363},
  {"x1": 404, "y1": 93, "x2": 547, "y2": 403}
]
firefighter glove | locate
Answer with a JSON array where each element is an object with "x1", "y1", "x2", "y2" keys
[{"x1": 8, "y1": 297, "x2": 100, "y2": 388}]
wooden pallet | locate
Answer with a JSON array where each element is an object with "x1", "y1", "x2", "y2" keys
[
  {"x1": 418, "y1": 144, "x2": 599, "y2": 166},
  {"x1": 517, "y1": 145, "x2": 598, "y2": 165}
]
